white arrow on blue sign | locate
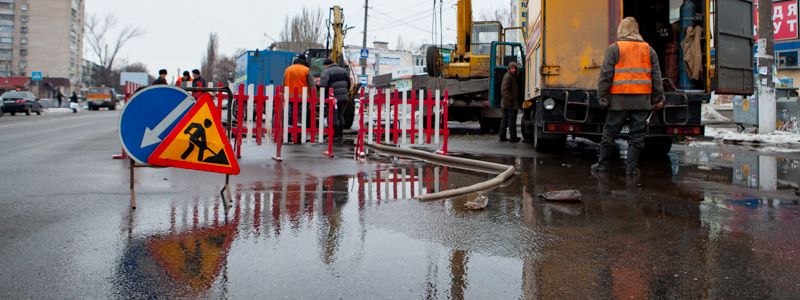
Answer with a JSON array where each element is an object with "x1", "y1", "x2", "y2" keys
[{"x1": 119, "y1": 85, "x2": 195, "y2": 164}]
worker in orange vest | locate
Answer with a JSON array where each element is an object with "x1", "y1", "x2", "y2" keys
[
  {"x1": 175, "y1": 71, "x2": 192, "y2": 87},
  {"x1": 593, "y1": 17, "x2": 665, "y2": 176},
  {"x1": 283, "y1": 55, "x2": 316, "y2": 135}
]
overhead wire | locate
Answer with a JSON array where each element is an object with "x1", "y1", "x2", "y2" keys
[{"x1": 369, "y1": 7, "x2": 436, "y2": 34}]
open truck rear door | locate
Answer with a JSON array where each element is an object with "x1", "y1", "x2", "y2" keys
[{"x1": 715, "y1": 0, "x2": 755, "y2": 95}]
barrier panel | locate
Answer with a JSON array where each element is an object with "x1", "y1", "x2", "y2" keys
[
  {"x1": 355, "y1": 88, "x2": 449, "y2": 156},
  {"x1": 228, "y1": 84, "x2": 338, "y2": 161},
  {"x1": 113, "y1": 81, "x2": 144, "y2": 159}
]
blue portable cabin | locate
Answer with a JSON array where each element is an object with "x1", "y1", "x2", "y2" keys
[{"x1": 234, "y1": 50, "x2": 297, "y2": 90}]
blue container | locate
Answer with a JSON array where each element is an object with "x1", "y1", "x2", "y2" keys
[
  {"x1": 234, "y1": 50, "x2": 297, "y2": 88},
  {"x1": 679, "y1": 0, "x2": 698, "y2": 90}
]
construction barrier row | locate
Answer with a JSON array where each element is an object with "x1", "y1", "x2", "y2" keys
[
  {"x1": 216, "y1": 84, "x2": 450, "y2": 161},
  {"x1": 117, "y1": 82, "x2": 450, "y2": 162},
  {"x1": 355, "y1": 88, "x2": 449, "y2": 155}
]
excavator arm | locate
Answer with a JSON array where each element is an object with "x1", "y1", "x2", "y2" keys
[{"x1": 330, "y1": 5, "x2": 345, "y2": 65}]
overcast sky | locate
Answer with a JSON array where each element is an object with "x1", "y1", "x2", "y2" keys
[{"x1": 85, "y1": 0, "x2": 507, "y2": 80}]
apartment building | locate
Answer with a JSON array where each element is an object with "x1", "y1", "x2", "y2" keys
[{"x1": 0, "y1": 0, "x2": 83, "y2": 88}]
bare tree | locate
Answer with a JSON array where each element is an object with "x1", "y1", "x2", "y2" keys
[
  {"x1": 201, "y1": 33, "x2": 218, "y2": 84},
  {"x1": 214, "y1": 54, "x2": 237, "y2": 84},
  {"x1": 85, "y1": 13, "x2": 144, "y2": 87},
  {"x1": 479, "y1": 0, "x2": 517, "y2": 28},
  {"x1": 276, "y1": 6, "x2": 324, "y2": 52},
  {"x1": 395, "y1": 36, "x2": 418, "y2": 53}
]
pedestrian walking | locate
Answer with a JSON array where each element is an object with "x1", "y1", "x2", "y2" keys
[
  {"x1": 191, "y1": 69, "x2": 207, "y2": 88},
  {"x1": 56, "y1": 90, "x2": 65, "y2": 108},
  {"x1": 319, "y1": 59, "x2": 351, "y2": 140},
  {"x1": 152, "y1": 69, "x2": 168, "y2": 85},
  {"x1": 69, "y1": 91, "x2": 79, "y2": 113},
  {"x1": 175, "y1": 71, "x2": 192, "y2": 87},
  {"x1": 283, "y1": 55, "x2": 316, "y2": 139},
  {"x1": 592, "y1": 17, "x2": 665, "y2": 176},
  {"x1": 499, "y1": 62, "x2": 521, "y2": 143}
]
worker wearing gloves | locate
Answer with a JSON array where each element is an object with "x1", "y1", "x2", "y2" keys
[{"x1": 593, "y1": 17, "x2": 665, "y2": 176}]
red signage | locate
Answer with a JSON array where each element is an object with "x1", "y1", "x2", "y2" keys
[{"x1": 755, "y1": 1, "x2": 800, "y2": 41}]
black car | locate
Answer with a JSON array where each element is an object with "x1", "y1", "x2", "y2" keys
[{"x1": 1, "y1": 91, "x2": 42, "y2": 116}]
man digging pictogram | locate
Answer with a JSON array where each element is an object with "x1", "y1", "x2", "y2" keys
[{"x1": 181, "y1": 118, "x2": 229, "y2": 165}]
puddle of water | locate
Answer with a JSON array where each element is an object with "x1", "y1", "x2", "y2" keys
[{"x1": 107, "y1": 150, "x2": 800, "y2": 298}]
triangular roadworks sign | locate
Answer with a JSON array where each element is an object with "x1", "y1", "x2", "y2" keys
[{"x1": 148, "y1": 94, "x2": 240, "y2": 175}]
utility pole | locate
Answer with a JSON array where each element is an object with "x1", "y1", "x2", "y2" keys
[
  {"x1": 757, "y1": 0, "x2": 776, "y2": 134},
  {"x1": 361, "y1": 0, "x2": 369, "y2": 77}
]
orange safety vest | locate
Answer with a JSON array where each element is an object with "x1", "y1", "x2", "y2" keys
[
  {"x1": 284, "y1": 64, "x2": 310, "y2": 90},
  {"x1": 610, "y1": 41, "x2": 653, "y2": 95}
]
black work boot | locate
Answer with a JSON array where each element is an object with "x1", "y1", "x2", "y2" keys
[
  {"x1": 626, "y1": 146, "x2": 642, "y2": 176},
  {"x1": 591, "y1": 146, "x2": 611, "y2": 172}
]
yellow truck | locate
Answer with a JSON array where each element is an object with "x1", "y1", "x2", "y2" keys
[{"x1": 523, "y1": 0, "x2": 754, "y2": 154}]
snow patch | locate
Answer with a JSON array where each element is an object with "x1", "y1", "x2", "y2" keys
[
  {"x1": 705, "y1": 127, "x2": 800, "y2": 146},
  {"x1": 702, "y1": 104, "x2": 730, "y2": 122},
  {"x1": 43, "y1": 108, "x2": 74, "y2": 114}
]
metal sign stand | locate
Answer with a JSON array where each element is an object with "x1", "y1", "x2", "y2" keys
[{"x1": 126, "y1": 85, "x2": 235, "y2": 209}]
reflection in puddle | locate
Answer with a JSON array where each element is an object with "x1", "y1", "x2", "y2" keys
[
  {"x1": 111, "y1": 152, "x2": 800, "y2": 298},
  {"x1": 674, "y1": 149, "x2": 800, "y2": 196}
]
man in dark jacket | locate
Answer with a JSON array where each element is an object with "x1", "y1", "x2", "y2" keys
[
  {"x1": 191, "y1": 69, "x2": 207, "y2": 87},
  {"x1": 593, "y1": 17, "x2": 665, "y2": 176},
  {"x1": 499, "y1": 62, "x2": 521, "y2": 142},
  {"x1": 319, "y1": 59, "x2": 351, "y2": 140},
  {"x1": 152, "y1": 69, "x2": 168, "y2": 85}
]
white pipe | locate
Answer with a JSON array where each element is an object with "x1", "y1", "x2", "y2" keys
[{"x1": 366, "y1": 143, "x2": 515, "y2": 201}]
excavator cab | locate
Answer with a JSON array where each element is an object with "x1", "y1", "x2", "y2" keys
[{"x1": 427, "y1": 21, "x2": 503, "y2": 79}]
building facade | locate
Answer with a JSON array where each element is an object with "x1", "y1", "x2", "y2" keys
[{"x1": 0, "y1": 0, "x2": 83, "y2": 88}]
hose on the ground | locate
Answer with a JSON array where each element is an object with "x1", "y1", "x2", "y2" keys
[{"x1": 366, "y1": 143, "x2": 516, "y2": 201}]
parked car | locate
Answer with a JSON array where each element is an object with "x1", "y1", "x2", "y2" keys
[
  {"x1": 86, "y1": 87, "x2": 118, "y2": 110},
  {"x1": 1, "y1": 91, "x2": 42, "y2": 116}
]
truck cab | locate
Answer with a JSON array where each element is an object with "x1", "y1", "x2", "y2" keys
[
  {"x1": 522, "y1": 0, "x2": 754, "y2": 154},
  {"x1": 86, "y1": 87, "x2": 118, "y2": 111}
]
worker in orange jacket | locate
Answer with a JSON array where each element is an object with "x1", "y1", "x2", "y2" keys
[
  {"x1": 175, "y1": 71, "x2": 192, "y2": 87},
  {"x1": 282, "y1": 55, "x2": 317, "y2": 135},
  {"x1": 593, "y1": 17, "x2": 665, "y2": 176}
]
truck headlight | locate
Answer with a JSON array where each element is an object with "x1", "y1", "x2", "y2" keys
[{"x1": 543, "y1": 98, "x2": 556, "y2": 110}]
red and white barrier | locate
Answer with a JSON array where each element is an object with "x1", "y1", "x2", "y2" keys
[
  {"x1": 228, "y1": 84, "x2": 338, "y2": 161},
  {"x1": 355, "y1": 88, "x2": 449, "y2": 156}
]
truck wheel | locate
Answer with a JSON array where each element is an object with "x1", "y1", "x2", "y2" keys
[
  {"x1": 643, "y1": 137, "x2": 673, "y2": 159},
  {"x1": 534, "y1": 126, "x2": 565, "y2": 152},
  {"x1": 426, "y1": 46, "x2": 443, "y2": 77}
]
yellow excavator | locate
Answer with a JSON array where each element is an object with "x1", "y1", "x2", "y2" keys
[
  {"x1": 422, "y1": 0, "x2": 524, "y2": 132},
  {"x1": 426, "y1": 0, "x2": 503, "y2": 79},
  {"x1": 305, "y1": 5, "x2": 360, "y2": 128}
]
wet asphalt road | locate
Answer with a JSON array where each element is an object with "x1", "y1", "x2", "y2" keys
[{"x1": 1, "y1": 111, "x2": 799, "y2": 299}]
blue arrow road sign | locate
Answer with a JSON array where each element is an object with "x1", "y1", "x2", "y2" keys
[
  {"x1": 31, "y1": 71, "x2": 42, "y2": 81},
  {"x1": 119, "y1": 85, "x2": 195, "y2": 164}
]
